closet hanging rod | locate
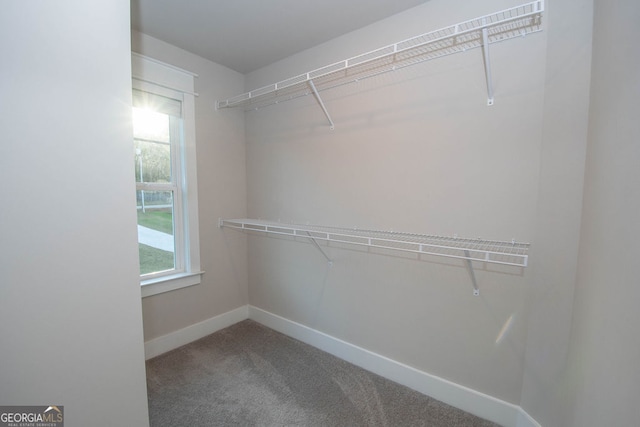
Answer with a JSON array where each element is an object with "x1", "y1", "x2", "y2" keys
[
  {"x1": 219, "y1": 219, "x2": 530, "y2": 268},
  {"x1": 216, "y1": 1, "x2": 544, "y2": 111}
]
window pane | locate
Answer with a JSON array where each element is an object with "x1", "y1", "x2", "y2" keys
[
  {"x1": 131, "y1": 85, "x2": 188, "y2": 281},
  {"x1": 132, "y1": 107, "x2": 170, "y2": 142},
  {"x1": 132, "y1": 106, "x2": 173, "y2": 184},
  {"x1": 137, "y1": 190, "x2": 175, "y2": 275},
  {"x1": 134, "y1": 137, "x2": 171, "y2": 183}
]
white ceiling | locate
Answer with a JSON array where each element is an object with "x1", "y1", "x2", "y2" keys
[{"x1": 130, "y1": 0, "x2": 429, "y2": 74}]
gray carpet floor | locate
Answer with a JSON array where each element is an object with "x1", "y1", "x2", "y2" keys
[{"x1": 146, "y1": 320, "x2": 500, "y2": 427}]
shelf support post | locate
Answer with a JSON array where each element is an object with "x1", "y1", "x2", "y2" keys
[
  {"x1": 308, "y1": 79, "x2": 335, "y2": 130},
  {"x1": 481, "y1": 26, "x2": 494, "y2": 106},
  {"x1": 464, "y1": 250, "x2": 480, "y2": 296},
  {"x1": 305, "y1": 231, "x2": 333, "y2": 266}
]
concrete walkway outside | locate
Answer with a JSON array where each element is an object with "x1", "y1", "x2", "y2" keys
[{"x1": 138, "y1": 225, "x2": 174, "y2": 252}]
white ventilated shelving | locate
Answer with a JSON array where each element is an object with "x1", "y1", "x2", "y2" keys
[
  {"x1": 216, "y1": 1, "x2": 544, "y2": 128},
  {"x1": 219, "y1": 219, "x2": 530, "y2": 295}
]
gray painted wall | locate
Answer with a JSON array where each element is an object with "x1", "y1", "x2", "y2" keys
[
  {"x1": 135, "y1": 0, "x2": 640, "y2": 423},
  {"x1": 519, "y1": 0, "x2": 594, "y2": 424},
  {"x1": 566, "y1": 1, "x2": 640, "y2": 425},
  {"x1": 0, "y1": 1, "x2": 149, "y2": 425},
  {"x1": 245, "y1": 0, "x2": 548, "y2": 404},
  {"x1": 2, "y1": 0, "x2": 636, "y2": 424}
]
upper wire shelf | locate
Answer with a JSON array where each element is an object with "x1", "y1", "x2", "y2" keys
[
  {"x1": 219, "y1": 219, "x2": 530, "y2": 268},
  {"x1": 216, "y1": 1, "x2": 544, "y2": 112}
]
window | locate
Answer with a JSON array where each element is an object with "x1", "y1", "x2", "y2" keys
[
  {"x1": 133, "y1": 89, "x2": 182, "y2": 275},
  {"x1": 132, "y1": 53, "x2": 201, "y2": 297}
]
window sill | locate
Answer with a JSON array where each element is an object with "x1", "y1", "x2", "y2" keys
[{"x1": 141, "y1": 271, "x2": 204, "y2": 298}]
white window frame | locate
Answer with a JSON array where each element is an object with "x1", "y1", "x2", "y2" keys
[{"x1": 132, "y1": 53, "x2": 202, "y2": 298}]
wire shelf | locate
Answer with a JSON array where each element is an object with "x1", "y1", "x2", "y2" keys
[
  {"x1": 216, "y1": 1, "x2": 544, "y2": 111},
  {"x1": 219, "y1": 219, "x2": 530, "y2": 268}
]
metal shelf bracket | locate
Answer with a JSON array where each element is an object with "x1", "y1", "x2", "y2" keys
[
  {"x1": 308, "y1": 79, "x2": 335, "y2": 130},
  {"x1": 464, "y1": 249, "x2": 480, "y2": 296},
  {"x1": 481, "y1": 26, "x2": 495, "y2": 106},
  {"x1": 306, "y1": 231, "x2": 333, "y2": 266}
]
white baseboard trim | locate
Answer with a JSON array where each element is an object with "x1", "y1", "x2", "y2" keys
[
  {"x1": 144, "y1": 305, "x2": 249, "y2": 360},
  {"x1": 249, "y1": 305, "x2": 534, "y2": 427},
  {"x1": 517, "y1": 408, "x2": 542, "y2": 427}
]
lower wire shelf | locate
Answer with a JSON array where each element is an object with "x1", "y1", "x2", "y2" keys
[{"x1": 219, "y1": 218, "x2": 529, "y2": 268}]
